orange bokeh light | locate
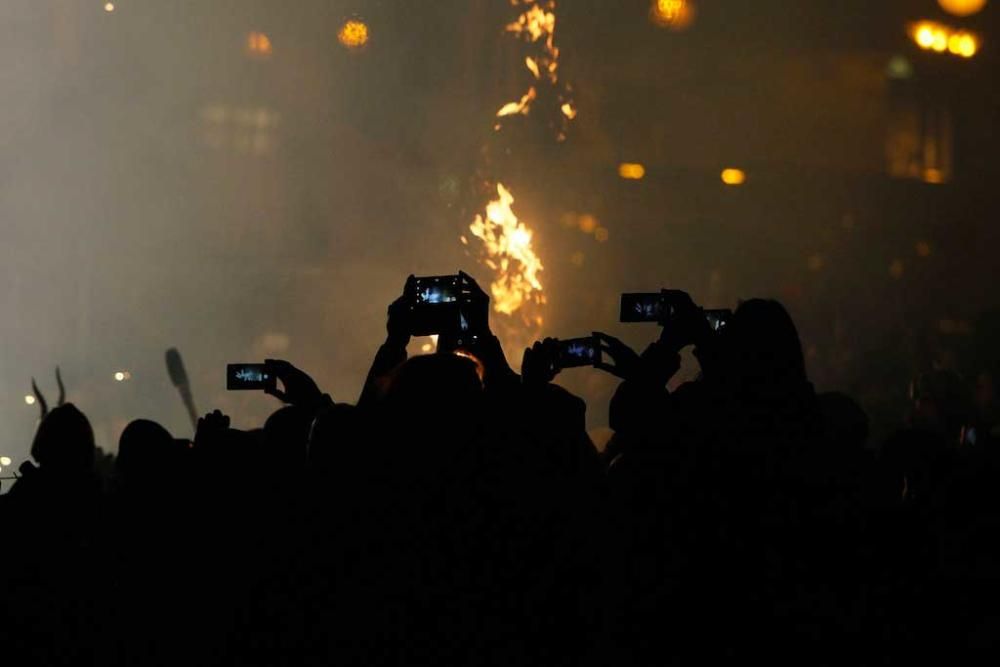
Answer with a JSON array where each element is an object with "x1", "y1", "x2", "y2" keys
[
  {"x1": 338, "y1": 20, "x2": 369, "y2": 49},
  {"x1": 937, "y1": 0, "x2": 987, "y2": 17}
]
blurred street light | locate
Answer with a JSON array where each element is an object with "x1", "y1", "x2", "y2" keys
[
  {"x1": 910, "y1": 21, "x2": 979, "y2": 58},
  {"x1": 938, "y1": 0, "x2": 987, "y2": 17},
  {"x1": 24, "y1": 395, "x2": 36, "y2": 405},
  {"x1": 104, "y1": 2, "x2": 115, "y2": 12},
  {"x1": 246, "y1": 32, "x2": 273, "y2": 58},
  {"x1": 618, "y1": 163, "x2": 646, "y2": 180},
  {"x1": 721, "y1": 168, "x2": 746, "y2": 186},
  {"x1": 0, "y1": 456, "x2": 11, "y2": 466},
  {"x1": 650, "y1": 0, "x2": 695, "y2": 31}
]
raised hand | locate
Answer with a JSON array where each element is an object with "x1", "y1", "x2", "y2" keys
[
  {"x1": 195, "y1": 409, "x2": 230, "y2": 447},
  {"x1": 522, "y1": 338, "x2": 560, "y2": 387},
  {"x1": 593, "y1": 332, "x2": 642, "y2": 381},
  {"x1": 659, "y1": 289, "x2": 710, "y2": 352},
  {"x1": 458, "y1": 270, "x2": 490, "y2": 334},
  {"x1": 386, "y1": 274, "x2": 416, "y2": 348},
  {"x1": 264, "y1": 359, "x2": 324, "y2": 408}
]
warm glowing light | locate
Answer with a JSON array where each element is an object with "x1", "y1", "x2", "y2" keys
[
  {"x1": 924, "y1": 168, "x2": 946, "y2": 184},
  {"x1": 338, "y1": 20, "x2": 369, "y2": 49},
  {"x1": 419, "y1": 334, "x2": 439, "y2": 353},
  {"x1": 525, "y1": 56, "x2": 541, "y2": 79},
  {"x1": 577, "y1": 214, "x2": 598, "y2": 234},
  {"x1": 452, "y1": 350, "x2": 486, "y2": 382},
  {"x1": 916, "y1": 241, "x2": 933, "y2": 257},
  {"x1": 467, "y1": 183, "x2": 545, "y2": 317},
  {"x1": 506, "y1": 4, "x2": 557, "y2": 49},
  {"x1": 938, "y1": 0, "x2": 987, "y2": 17},
  {"x1": 246, "y1": 32, "x2": 273, "y2": 57},
  {"x1": 650, "y1": 0, "x2": 696, "y2": 31},
  {"x1": 114, "y1": 371, "x2": 131, "y2": 382},
  {"x1": 24, "y1": 395, "x2": 36, "y2": 406},
  {"x1": 721, "y1": 168, "x2": 746, "y2": 186},
  {"x1": 496, "y1": 1, "x2": 575, "y2": 134},
  {"x1": 0, "y1": 456, "x2": 11, "y2": 466},
  {"x1": 915, "y1": 25, "x2": 937, "y2": 49},
  {"x1": 618, "y1": 163, "x2": 646, "y2": 180},
  {"x1": 911, "y1": 21, "x2": 979, "y2": 58},
  {"x1": 104, "y1": 2, "x2": 115, "y2": 12},
  {"x1": 956, "y1": 33, "x2": 978, "y2": 57},
  {"x1": 497, "y1": 87, "x2": 537, "y2": 118},
  {"x1": 594, "y1": 227, "x2": 610, "y2": 243}
]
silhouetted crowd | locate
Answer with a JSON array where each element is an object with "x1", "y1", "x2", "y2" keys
[{"x1": 3, "y1": 277, "x2": 1000, "y2": 666}]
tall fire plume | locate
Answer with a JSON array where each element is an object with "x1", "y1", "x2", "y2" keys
[
  {"x1": 465, "y1": 183, "x2": 545, "y2": 322},
  {"x1": 465, "y1": 0, "x2": 575, "y2": 341}
]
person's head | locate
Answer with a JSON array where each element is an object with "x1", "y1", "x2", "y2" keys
[
  {"x1": 116, "y1": 419, "x2": 176, "y2": 484},
  {"x1": 387, "y1": 351, "x2": 483, "y2": 404},
  {"x1": 383, "y1": 352, "x2": 484, "y2": 444},
  {"x1": 30, "y1": 403, "x2": 95, "y2": 472},
  {"x1": 264, "y1": 405, "x2": 311, "y2": 469},
  {"x1": 818, "y1": 391, "x2": 870, "y2": 449},
  {"x1": 718, "y1": 298, "x2": 807, "y2": 393}
]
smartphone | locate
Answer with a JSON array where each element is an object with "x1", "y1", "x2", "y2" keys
[
  {"x1": 704, "y1": 309, "x2": 732, "y2": 332},
  {"x1": 555, "y1": 336, "x2": 601, "y2": 369},
  {"x1": 620, "y1": 293, "x2": 668, "y2": 323},
  {"x1": 226, "y1": 363, "x2": 275, "y2": 391},
  {"x1": 410, "y1": 274, "x2": 464, "y2": 336}
]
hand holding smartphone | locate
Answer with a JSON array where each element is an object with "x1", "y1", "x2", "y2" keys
[
  {"x1": 554, "y1": 335, "x2": 602, "y2": 370},
  {"x1": 226, "y1": 362, "x2": 276, "y2": 391}
]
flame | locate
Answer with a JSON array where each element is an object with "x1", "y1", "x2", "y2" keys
[
  {"x1": 496, "y1": 86, "x2": 537, "y2": 117},
  {"x1": 525, "y1": 56, "x2": 541, "y2": 79},
  {"x1": 466, "y1": 1, "x2": 578, "y2": 341},
  {"x1": 495, "y1": 1, "x2": 575, "y2": 129},
  {"x1": 468, "y1": 183, "x2": 545, "y2": 317}
]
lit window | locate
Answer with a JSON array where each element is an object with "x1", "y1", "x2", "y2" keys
[{"x1": 200, "y1": 104, "x2": 281, "y2": 156}]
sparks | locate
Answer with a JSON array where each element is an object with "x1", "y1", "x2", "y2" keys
[
  {"x1": 495, "y1": 1, "x2": 576, "y2": 130},
  {"x1": 497, "y1": 87, "x2": 537, "y2": 117}
]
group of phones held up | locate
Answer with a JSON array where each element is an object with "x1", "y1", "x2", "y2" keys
[{"x1": 227, "y1": 273, "x2": 732, "y2": 390}]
